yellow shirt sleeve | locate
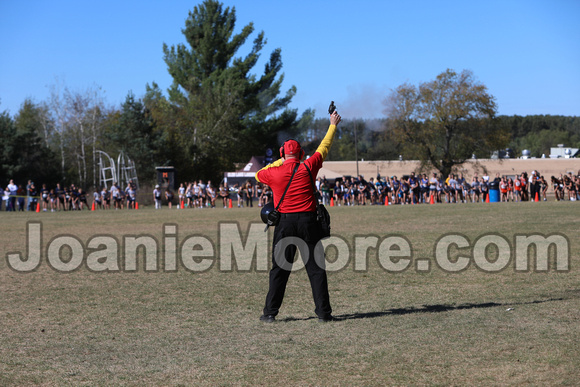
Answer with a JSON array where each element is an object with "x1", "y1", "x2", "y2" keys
[
  {"x1": 315, "y1": 124, "x2": 337, "y2": 161},
  {"x1": 255, "y1": 158, "x2": 284, "y2": 183}
]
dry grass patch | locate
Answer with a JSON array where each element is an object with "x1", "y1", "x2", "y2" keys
[{"x1": 0, "y1": 202, "x2": 579, "y2": 385}]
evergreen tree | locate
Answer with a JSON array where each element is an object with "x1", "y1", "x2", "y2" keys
[
  {"x1": 0, "y1": 101, "x2": 59, "y2": 185},
  {"x1": 160, "y1": 0, "x2": 307, "y2": 180}
]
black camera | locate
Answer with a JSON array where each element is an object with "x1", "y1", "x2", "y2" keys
[
  {"x1": 261, "y1": 201, "x2": 281, "y2": 231},
  {"x1": 267, "y1": 210, "x2": 280, "y2": 227}
]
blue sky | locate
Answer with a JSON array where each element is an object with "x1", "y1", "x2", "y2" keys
[{"x1": 1, "y1": 0, "x2": 579, "y2": 119}]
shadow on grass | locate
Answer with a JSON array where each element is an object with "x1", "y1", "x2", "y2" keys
[{"x1": 280, "y1": 296, "x2": 570, "y2": 323}]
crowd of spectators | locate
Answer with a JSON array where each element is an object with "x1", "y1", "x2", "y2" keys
[
  {"x1": 165, "y1": 180, "x2": 273, "y2": 209},
  {"x1": 1, "y1": 180, "x2": 138, "y2": 212},
  {"x1": 172, "y1": 180, "x2": 219, "y2": 209},
  {"x1": 91, "y1": 180, "x2": 138, "y2": 210},
  {"x1": 174, "y1": 169, "x2": 579, "y2": 209},
  {"x1": 3, "y1": 170, "x2": 579, "y2": 212},
  {"x1": 323, "y1": 170, "x2": 580, "y2": 205}
]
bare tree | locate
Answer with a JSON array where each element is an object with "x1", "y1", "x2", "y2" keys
[
  {"x1": 67, "y1": 90, "x2": 89, "y2": 185},
  {"x1": 48, "y1": 79, "x2": 105, "y2": 186},
  {"x1": 37, "y1": 102, "x2": 54, "y2": 148},
  {"x1": 48, "y1": 80, "x2": 69, "y2": 181},
  {"x1": 384, "y1": 69, "x2": 509, "y2": 178},
  {"x1": 65, "y1": 86, "x2": 105, "y2": 187},
  {"x1": 88, "y1": 88, "x2": 105, "y2": 188}
]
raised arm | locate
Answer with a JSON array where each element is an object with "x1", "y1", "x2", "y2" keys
[{"x1": 315, "y1": 111, "x2": 342, "y2": 161}]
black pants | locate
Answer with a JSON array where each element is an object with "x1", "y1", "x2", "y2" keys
[
  {"x1": 263, "y1": 212, "x2": 332, "y2": 319},
  {"x1": 244, "y1": 193, "x2": 253, "y2": 207}
]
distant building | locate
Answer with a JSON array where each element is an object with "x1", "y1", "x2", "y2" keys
[
  {"x1": 224, "y1": 156, "x2": 266, "y2": 186},
  {"x1": 491, "y1": 148, "x2": 515, "y2": 159},
  {"x1": 550, "y1": 144, "x2": 579, "y2": 159}
]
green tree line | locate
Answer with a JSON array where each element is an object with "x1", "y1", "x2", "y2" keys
[
  {"x1": 2, "y1": 98, "x2": 578, "y2": 189},
  {"x1": 500, "y1": 115, "x2": 580, "y2": 158},
  {"x1": 307, "y1": 114, "x2": 579, "y2": 164}
]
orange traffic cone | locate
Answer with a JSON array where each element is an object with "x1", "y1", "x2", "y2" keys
[
  {"x1": 330, "y1": 197, "x2": 334, "y2": 207},
  {"x1": 535, "y1": 192, "x2": 539, "y2": 202},
  {"x1": 91, "y1": 201, "x2": 95, "y2": 211},
  {"x1": 135, "y1": 202, "x2": 139, "y2": 210},
  {"x1": 181, "y1": 200, "x2": 184, "y2": 209},
  {"x1": 385, "y1": 196, "x2": 389, "y2": 206},
  {"x1": 486, "y1": 193, "x2": 490, "y2": 203},
  {"x1": 228, "y1": 199, "x2": 233, "y2": 208},
  {"x1": 36, "y1": 202, "x2": 40, "y2": 212},
  {"x1": 430, "y1": 194, "x2": 435, "y2": 205}
]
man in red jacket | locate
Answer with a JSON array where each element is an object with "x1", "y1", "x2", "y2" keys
[{"x1": 256, "y1": 110, "x2": 342, "y2": 323}]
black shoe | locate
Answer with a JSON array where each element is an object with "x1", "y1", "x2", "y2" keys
[
  {"x1": 318, "y1": 315, "x2": 338, "y2": 322},
  {"x1": 260, "y1": 314, "x2": 275, "y2": 323}
]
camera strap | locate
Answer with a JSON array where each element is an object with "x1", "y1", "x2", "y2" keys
[
  {"x1": 303, "y1": 163, "x2": 322, "y2": 202},
  {"x1": 264, "y1": 163, "x2": 300, "y2": 232},
  {"x1": 304, "y1": 163, "x2": 331, "y2": 237},
  {"x1": 275, "y1": 163, "x2": 300, "y2": 212}
]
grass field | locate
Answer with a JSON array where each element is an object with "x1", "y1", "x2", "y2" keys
[{"x1": 1, "y1": 201, "x2": 579, "y2": 386}]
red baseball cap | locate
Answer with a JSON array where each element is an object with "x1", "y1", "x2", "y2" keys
[{"x1": 283, "y1": 139, "x2": 302, "y2": 156}]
